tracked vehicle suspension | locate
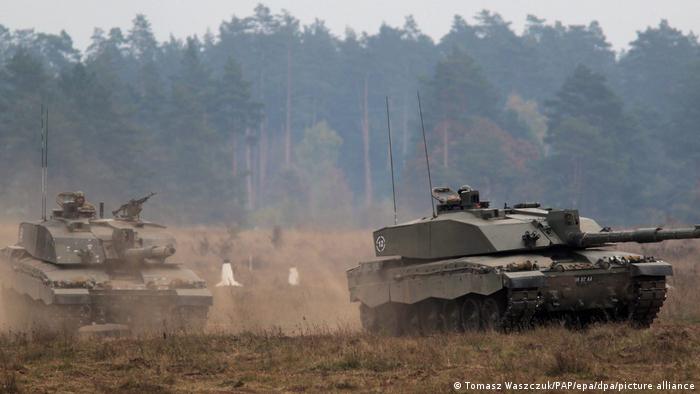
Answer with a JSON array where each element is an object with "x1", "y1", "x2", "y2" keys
[
  {"x1": 359, "y1": 287, "x2": 542, "y2": 336},
  {"x1": 628, "y1": 276, "x2": 666, "y2": 328},
  {"x1": 499, "y1": 289, "x2": 541, "y2": 331}
]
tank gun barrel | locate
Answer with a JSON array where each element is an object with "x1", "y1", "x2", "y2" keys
[
  {"x1": 569, "y1": 225, "x2": 700, "y2": 247},
  {"x1": 123, "y1": 245, "x2": 175, "y2": 263}
]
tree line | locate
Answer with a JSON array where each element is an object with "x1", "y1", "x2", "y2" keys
[{"x1": 0, "y1": 5, "x2": 698, "y2": 226}]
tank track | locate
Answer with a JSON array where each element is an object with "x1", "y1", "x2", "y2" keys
[
  {"x1": 0, "y1": 288, "x2": 85, "y2": 332},
  {"x1": 360, "y1": 287, "x2": 542, "y2": 336},
  {"x1": 628, "y1": 276, "x2": 666, "y2": 328},
  {"x1": 0, "y1": 287, "x2": 208, "y2": 334},
  {"x1": 500, "y1": 289, "x2": 541, "y2": 331},
  {"x1": 360, "y1": 276, "x2": 668, "y2": 335}
]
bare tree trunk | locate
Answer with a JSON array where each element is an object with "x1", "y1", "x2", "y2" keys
[
  {"x1": 401, "y1": 94, "x2": 408, "y2": 161},
  {"x1": 362, "y1": 75, "x2": 373, "y2": 207},
  {"x1": 572, "y1": 158, "x2": 581, "y2": 208},
  {"x1": 259, "y1": 118, "x2": 268, "y2": 193},
  {"x1": 257, "y1": 70, "x2": 266, "y2": 205},
  {"x1": 245, "y1": 129, "x2": 254, "y2": 210},
  {"x1": 285, "y1": 45, "x2": 292, "y2": 167},
  {"x1": 232, "y1": 132, "x2": 238, "y2": 177},
  {"x1": 442, "y1": 121, "x2": 448, "y2": 169},
  {"x1": 386, "y1": 98, "x2": 391, "y2": 171}
]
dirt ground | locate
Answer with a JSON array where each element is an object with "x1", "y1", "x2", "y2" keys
[{"x1": 0, "y1": 224, "x2": 697, "y2": 392}]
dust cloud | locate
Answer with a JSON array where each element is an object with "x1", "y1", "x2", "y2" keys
[{"x1": 175, "y1": 227, "x2": 373, "y2": 333}]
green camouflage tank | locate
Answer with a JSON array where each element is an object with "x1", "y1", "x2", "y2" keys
[
  {"x1": 347, "y1": 185, "x2": 699, "y2": 335},
  {"x1": 0, "y1": 192, "x2": 212, "y2": 332}
]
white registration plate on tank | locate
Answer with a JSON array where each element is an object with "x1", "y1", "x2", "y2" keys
[{"x1": 575, "y1": 275, "x2": 593, "y2": 285}]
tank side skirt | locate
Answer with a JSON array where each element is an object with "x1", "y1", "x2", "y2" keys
[
  {"x1": 388, "y1": 271, "x2": 503, "y2": 304},
  {"x1": 351, "y1": 262, "x2": 544, "y2": 331},
  {"x1": 631, "y1": 262, "x2": 673, "y2": 277}
]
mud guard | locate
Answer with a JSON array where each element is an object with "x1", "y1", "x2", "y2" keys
[
  {"x1": 53, "y1": 288, "x2": 90, "y2": 305},
  {"x1": 630, "y1": 262, "x2": 673, "y2": 277},
  {"x1": 502, "y1": 271, "x2": 545, "y2": 289},
  {"x1": 349, "y1": 283, "x2": 390, "y2": 308},
  {"x1": 175, "y1": 288, "x2": 214, "y2": 306}
]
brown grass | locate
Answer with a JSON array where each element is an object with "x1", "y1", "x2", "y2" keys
[
  {"x1": 0, "y1": 324, "x2": 697, "y2": 392},
  {"x1": 0, "y1": 224, "x2": 698, "y2": 392}
]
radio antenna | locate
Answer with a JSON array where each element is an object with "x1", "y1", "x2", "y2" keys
[
  {"x1": 417, "y1": 91, "x2": 435, "y2": 218},
  {"x1": 385, "y1": 96, "x2": 397, "y2": 225},
  {"x1": 40, "y1": 103, "x2": 48, "y2": 221}
]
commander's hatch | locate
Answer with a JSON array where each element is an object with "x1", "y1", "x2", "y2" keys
[{"x1": 433, "y1": 187, "x2": 461, "y2": 213}]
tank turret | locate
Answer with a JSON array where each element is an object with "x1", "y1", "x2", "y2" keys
[{"x1": 372, "y1": 186, "x2": 700, "y2": 260}]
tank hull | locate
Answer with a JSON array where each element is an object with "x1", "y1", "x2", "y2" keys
[
  {"x1": 0, "y1": 246, "x2": 212, "y2": 332},
  {"x1": 347, "y1": 249, "x2": 671, "y2": 335}
]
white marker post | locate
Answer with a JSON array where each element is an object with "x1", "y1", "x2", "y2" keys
[
  {"x1": 288, "y1": 267, "x2": 300, "y2": 286},
  {"x1": 216, "y1": 260, "x2": 243, "y2": 287}
]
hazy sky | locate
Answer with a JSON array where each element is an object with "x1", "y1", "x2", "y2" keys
[{"x1": 1, "y1": 0, "x2": 698, "y2": 52}]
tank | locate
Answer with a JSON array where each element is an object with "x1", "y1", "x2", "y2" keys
[
  {"x1": 347, "y1": 185, "x2": 700, "y2": 335},
  {"x1": 0, "y1": 192, "x2": 212, "y2": 332}
]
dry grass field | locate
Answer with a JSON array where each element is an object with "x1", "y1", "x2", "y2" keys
[
  {"x1": 0, "y1": 324, "x2": 698, "y2": 393},
  {"x1": 0, "y1": 223, "x2": 697, "y2": 392}
]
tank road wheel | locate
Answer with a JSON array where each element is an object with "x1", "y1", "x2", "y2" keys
[
  {"x1": 441, "y1": 300, "x2": 462, "y2": 332},
  {"x1": 359, "y1": 304, "x2": 380, "y2": 333},
  {"x1": 480, "y1": 297, "x2": 504, "y2": 331},
  {"x1": 604, "y1": 307, "x2": 627, "y2": 324},
  {"x1": 417, "y1": 299, "x2": 442, "y2": 334},
  {"x1": 562, "y1": 313, "x2": 588, "y2": 330},
  {"x1": 460, "y1": 296, "x2": 481, "y2": 331},
  {"x1": 403, "y1": 305, "x2": 422, "y2": 336},
  {"x1": 586, "y1": 309, "x2": 611, "y2": 326},
  {"x1": 48, "y1": 305, "x2": 85, "y2": 333}
]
